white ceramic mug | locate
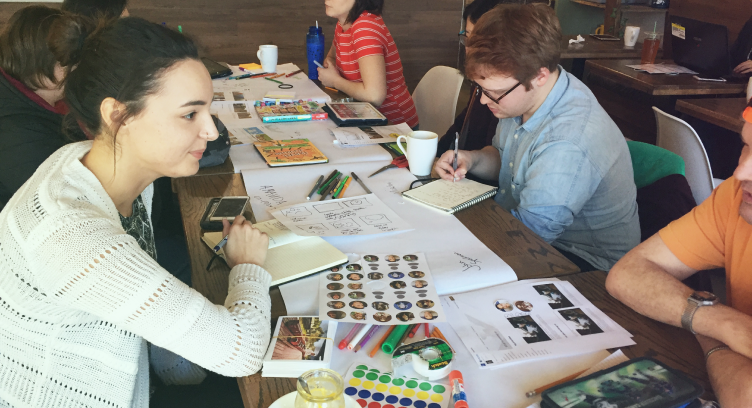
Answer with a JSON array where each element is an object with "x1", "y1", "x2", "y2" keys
[
  {"x1": 747, "y1": 77, "x2": 752, "y2": 103},
  {"x1": 396, "y1": 131, "x2": 438, "y2": 177},
  {"x1": 257, "y1": 45, "x2": 278, "y2": 73},
  {"x1": 624, "y1": 26, "x2": 640, "y2": 47}
]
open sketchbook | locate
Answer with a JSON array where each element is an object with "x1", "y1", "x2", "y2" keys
[
  {"x1": 402, "y1": 178, "x2": 498, "y2": 214},
  {"x1": 202, "y1": 220, "x2": 347, "y2": 286}
]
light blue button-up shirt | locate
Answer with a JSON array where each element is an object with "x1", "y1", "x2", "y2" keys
[{"x1": 492, "y1": 67, "x2": 640, "y2": 271}]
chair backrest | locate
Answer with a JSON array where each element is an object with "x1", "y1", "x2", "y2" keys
[
  {"x1": 652, "y1": 106, "x2": 715, "y2": 205},
  {"x1": 411, "y1": 66, "x2": 464, "y2": 135}
]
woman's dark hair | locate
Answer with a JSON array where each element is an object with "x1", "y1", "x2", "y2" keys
[
  {"x1": 463, "y1": 0, "x2": 506, "y2": 24},
  {"x1": 0, "y1": 6, "x2": 63, "y2": 90},
  {"x1": 49, "y1": 16, "x2": 198, "y2": 139},
  {"x1": 61, "y1": 0, "x2": 128, "y2": 20},
  {"x1": 346, "y1": 0, "x2": 384, "y2": 25}
]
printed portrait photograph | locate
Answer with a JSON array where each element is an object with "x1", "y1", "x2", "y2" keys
[
  {"x1": 390, "y1": 281, "x2": 406, "y2": 290},
  {"x1": 515, "y1": 301, "x2": 534, "y2": 312},
  {"x1": 271, "y1": 317, "x2": 328, "y2": 361},
  {"x1": 394, "y1": 301, "x2": 412, "y2": 310},
  {"x1": 327, "y1": 311, "x2": 345, "y2": 319},
  {"x1": 412, "y1": 280, "x2": 428, "y2": 288},
  {"x1": 347, "y1": 283, "x2": 363, "y2": 290},
  {"x1": 495, "y1": 300, "x2": 514, "y2": 312},
  {"x1": 559, "y1": 308, "x2": 604, "y2": 335},
  {"x1": 507, "y1": 315, "x2": 551, "y2": 344},
  {"x1": 374, "y1": 312, "x2": 392, "y2": 323},
  {"x1": 368, "y1": 272, "x2": 383, "y2": 280},
  {"x1": 533, "y1": 283, "x2": 575, "y2": 310},
  {"x1": 327, "y1": 301, "x2": 345, "y2": 309},
  {"x1": 348, "y1": 291, "x2": 366, "y2": 299},
  {"x1": 350, "y1": 311, "x2": 367, "y2": 320},
  {"x1": 403, "y1": 255, "x2": 418, "y2": 261},
  {"x1": 364, "y1": 255, "x2": 379, "y2": 262},
  {"x1": 349, "y1": 301, "x2": 367, "y2": 309},
  {"x1": 347, "y1": 273, "x2": 363, "y2": 281},
  {"x1": 386, "y1": 255, "x2": 400, "y2": 262},
  {"x1": 416, "y1": 300, "x2": 434, "y2": 309},
  {"x1": 408, "y1": 271, "x2": 425, "y2": 279},
  {"x1": 388, "y1": 272, "x2": 404, "y2": 279},
  {"x1": 326, "y1": 283, "x2": 344, "y2": 291},
  {"x1": 327, "y1": 292, "x2": 344, "y2": 300},
  {"x1": 346, "y1": 264, "x2": 362, "y2": 271},
  {"x1": 372, "y1": 301, "x2": 389, "y2": 311},
  {"x1": 396, "y1": 312, "x2": 414, "y2": 322},
  {"x1": 420, "y1": 311, "x2": 438, "y2": 320},
  {"x1": 327, "y1": 273, "x2": 343, "y2": 281}
]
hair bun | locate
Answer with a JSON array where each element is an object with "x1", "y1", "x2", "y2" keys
[{"x1": 48, "y1": 13, "x2": 104, "y2": 67}]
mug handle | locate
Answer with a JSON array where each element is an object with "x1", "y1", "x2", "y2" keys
[
  {"x1": 257, "y1": 49, "x2": 263, "y2": 61},
  {"x1": 396, "y1": 135, "x2": 408, "y2": 157}
]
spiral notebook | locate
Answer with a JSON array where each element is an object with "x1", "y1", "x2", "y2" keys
[{"x1": 402, "y1": 178, "x2": 498, "y2": 214}]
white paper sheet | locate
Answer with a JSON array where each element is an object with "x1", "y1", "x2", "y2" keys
[
  {"x1": 226, "y1": 126, "x2": 273, "y2": 145},
  {"x1": 212, "y1": 63, "x2": 331, "y2": 104},
  {"x1": 441, "y1": 280, "x2": 634, "y2": 369},
  {"x1": 626, "y1": 63, "x2": 698, "y2": 75},
  {"x1": 318, "y1": 253, "x2": 445, "y2": 324},
  {"x1": 243, "y1": 162, "x2": 518, "y2": 296},
  {"x1": 270, "y1": 194, "x2": 412, "y2": 237},
  {"x1": 331, "y1": 123, "x2": 411, "y2": 146},
  {"x1": 210, "y1": 101, "x2": 256, "y2": 123}
]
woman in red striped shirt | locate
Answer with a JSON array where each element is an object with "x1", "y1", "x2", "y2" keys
[{"x1": 318, "y1": 0, "x2": 419, "y2": 129}]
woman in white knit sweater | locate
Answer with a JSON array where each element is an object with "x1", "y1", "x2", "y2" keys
[{"x1": 0, "y1": 15, "x2": 272, "y2": 408}]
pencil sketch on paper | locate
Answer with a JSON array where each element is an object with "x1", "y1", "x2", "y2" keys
[
  {"x1": 342, "y1": 198, "x2": 373, "y2": 208},
  {"x1": 360, "y1": 214, "x2": 391, "y2": 225},
  {"x1": 296, "y1": 223, "x2": 328, "y2": 233},
  {"x1": 313, "y1": 202, "x2": 343, "y2": 213},
  {"x1": 281, "y1": 207, "x2": 312, "y2": 217},
  {"x1": 330, "y1": 219, "x2": 360, "y2": 229},
  {"x1": 269, "y1": 194, "x2": 411, "y2": 237}
]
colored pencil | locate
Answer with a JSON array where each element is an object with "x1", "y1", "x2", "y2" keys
[
  {"x1": 369, "y1": 326, "x2": 395, "y2": 357},
  {"x1": 424, "y1": 323, "x2": 430, "y2": 338},
  {"x1": 526, "y1": 368, "x2": 589, "y2": 398},
  {"x1": 408, "y1": 323, "x2": 421, "y2": 338},
  {"x1": 286, "y1": 69, "x2": 304, "y2": 77},
  {"x1": 396, "y1": 324, "x2": 414, "y2": 348},
  {"x1": 431, "y1": 327, "x2": 455, "y2": 352},
  {"x1": 339, "y1": 324, "x2": 363, "y2": 350},
  {"x1": 354, "y1": 325, "x2": 380, "y2": 352}
]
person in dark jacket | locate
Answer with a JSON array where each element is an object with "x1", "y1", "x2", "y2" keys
[
  {"x1": 0, "y1": 6, "x2": 84, "y2": 210},
  {"x1": 731, "y1": 14, "x2": 752, "y2": 76}
]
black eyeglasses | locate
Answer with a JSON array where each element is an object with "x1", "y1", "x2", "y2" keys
[{"x1": 472, "y1": 81, "x2": 522, "y2": 104}]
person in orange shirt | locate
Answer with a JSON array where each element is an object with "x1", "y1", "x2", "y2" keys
[{"x1": 606, "y1": 101, "x2": 752, "y2": 408}]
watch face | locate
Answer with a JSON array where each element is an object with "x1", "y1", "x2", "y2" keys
[{"x1": 691, "y1": 291, "x2": 718, "y2": 304}]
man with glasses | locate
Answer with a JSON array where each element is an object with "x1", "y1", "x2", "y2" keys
[{"x1": 435, "y1": 4, "x2": 639, "y2": 272}]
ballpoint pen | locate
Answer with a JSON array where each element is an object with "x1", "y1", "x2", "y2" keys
[
  {"x1": 453, "y1": 132, "x2": 459, "y2": 182},
  {"x1": 350, "y1": 172, "x2": 372, "y2": 194},
  {"x1": 307, "y1": 175, "x2": 324, "y2": 200}
]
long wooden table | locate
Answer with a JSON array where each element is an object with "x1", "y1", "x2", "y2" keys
[
  {"x1": 676, "y1": 97, "x2": 747, "y2": 134},
  {"x1": 561, "y1": 35, "x2": 645, "y2": 60},
  {"x1": 173, "y1": 170, "x2": 713, "y2": 406}
]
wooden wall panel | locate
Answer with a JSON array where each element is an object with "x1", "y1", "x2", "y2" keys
[
  {"x1": 0, "y1": 0, "x2": 463, "y2": 91},
  {"x1": 669, "y1": 0, "x2": 752, "y2": 44}
]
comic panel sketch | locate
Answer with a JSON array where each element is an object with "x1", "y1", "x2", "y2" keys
[
  {"x1": 360, "y1": 214, "x2": 391, "y2": 225},
  {"x1": 342, "y1": 198, "x2": 373, "y2": 208},
  {"x1": 330, "y1": 218, "x2": 360, "y2": 229},
  {"x1": 296, "y1": 223, "x2": 328, "y2": 234},
  {"x1": 313, "y1": 202, "x2": 343, "y2": 213},
  {"x1": 281, "y1": 207, "x2": 312, "y2": 217}
]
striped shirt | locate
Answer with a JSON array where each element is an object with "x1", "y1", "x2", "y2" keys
[{"x1": 334, "y1": 12, "x2": 419, "y2": 128}]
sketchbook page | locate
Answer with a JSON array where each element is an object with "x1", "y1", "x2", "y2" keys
[
  {"x1": 270, "y1": 194, "x2": 413, "y2": 237},
  {"x1": 241, "y1": 162, "x2": 518, "y2": 295},
  {"x1": 203, "y1": 219, "x2": 307, "y2": 249},
  {"x1": 212, "y1": 63, "x2": 331, "y2": 104},
  {"x1": 403, "y1": 179, "x2": 498, "y2": 211},
  {"x1": 440, "y1": 280, "x2": 634, "y2": 370},
  {"x1": 331, "y1": 123, "x2": 411, "y2": 146},
  {"x1": 328, "y1": 321, "x2": 610, "y2": 408},
  {"x1": 228, "y1": 120, "x2": 393, "y2": 173},
  {"x1": 318, "y1": 253, "x2": 445, "y2": 324}
]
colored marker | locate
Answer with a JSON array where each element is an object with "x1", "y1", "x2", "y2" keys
[
  {"x1": 354, "y1": 325, "x2": 380, "y2": 352},
  {"x1": 449, "y1": 370, "x2": 469, "y2": 408},
  {"x1": 178, "y1": 25, "x2": 182, "y2": 33},
  {"x1": 424, "y1": 323, "x2": 430, "y2": 338},
  {"x1": 307, "y1": 175, "x2": 324, "y2": 200},
  {"x1": 319, "y1": 174, "x2": 341, "y2": 201},
  {"x1": 396, "y1": 324, "x2": 414, "y2": 347},
  {"x1": 317, "y1": 170, "x2": 340, "y2": 194},
  {"x1": 338, "y1": 177, "x2": 352, "y2": 198},
  {"x1": 339, "y1": 324, "x2": 364, "y2": 350},
  {"x1": 408, "y1": 323, "x2": 421, "y2": 338},
  {"x1": 348, "y1": 324, "x2": 373, "y2": 350},
  {"x1": 350, "y1": 172, "x2": 372, "y2": 194},
  {"x1": 369, "y1": 326, "x2": 395, "y2": 358},
  {"x1": 333, "y1": 176, "x2": 349, "y2": 199}
]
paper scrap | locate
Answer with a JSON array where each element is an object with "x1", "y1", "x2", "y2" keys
[
  {"x1": 569, "y1": 35, "x2": 585, "y2": 44},
  {"x1": 331, "y1": 123, "x2": 411, "y2": 146},
  {"x1": 626, "y1": 64, "x2": 698, "y2": 75},
  {"x1": 270, "y1": 193, "x2": 413, "y2": 237}
]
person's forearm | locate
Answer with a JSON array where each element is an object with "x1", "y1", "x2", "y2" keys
[
  {"x1": 698, "y1": 335, "x2": 752, "y2": 408},
  {"x1": 330, "y1": 77, "x2": 381, "y2": 106},
  {"x1": 466, "y1": 146, "x2": 501, "y2": 179}
]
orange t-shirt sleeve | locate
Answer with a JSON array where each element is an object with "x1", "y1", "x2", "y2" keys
[{"x1": 658, "y1": 178, "x2": 737, "y2": 270}]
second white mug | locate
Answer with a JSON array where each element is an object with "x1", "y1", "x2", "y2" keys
[
  {"x1": 257, "y1": 45, "x2": 278, "y2": 73},
  {"x1": 624, "y1": 26, "x2": 641, "y2": 47},
  {"x1": 396, "y1": 131, "x2": 438, "y2": 177}
]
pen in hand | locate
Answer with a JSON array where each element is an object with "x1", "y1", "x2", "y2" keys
[{"x1": 453, "y1": 132, "x2": 459, "y2": 182}]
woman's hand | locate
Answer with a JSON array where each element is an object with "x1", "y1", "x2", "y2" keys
[
  {"x1": 734, "y1": 60, "x2": 752, "y2": 75},
  {"x1": 222, "y1": 215, "x2": 269, "y2": 268},
  {"x1": 318, "y1": 60, "x2": 342, "y2": 88}
]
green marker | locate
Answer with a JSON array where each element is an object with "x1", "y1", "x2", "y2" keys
[
  {"x1": 178, "y1": 25, "x2": 182, "y2": 33},
  {"x1": 333, "y1": 176, "x2": 349, "y2": 199},
  {"x1": 317, "y1": 171, "x2": 340, "y2": 194}
]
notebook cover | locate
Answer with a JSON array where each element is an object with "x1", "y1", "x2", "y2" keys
[
  {"x1": 402, "y1": 178, "x2": 498, "y2": 214},
  {"x1": 254, "y1": 101, "x2": 327, "y2": 123},
  {"x1": 252, "y1": 138, "x2": 329, "y2": 167}
]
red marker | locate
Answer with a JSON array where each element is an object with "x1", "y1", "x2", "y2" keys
[
  {"x1": 424, "y1": 323, "x2": 430, "y2": 338},
  {"x1": 338, "y1": 324, "x2": 364, "y2": 350},
  {"x1": 407, "y1": 323, "x2": 421, "y2": 338}
]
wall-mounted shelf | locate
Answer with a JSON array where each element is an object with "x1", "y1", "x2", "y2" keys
[{"x1": 570, "y1": 0, "x2": 668, "y2": 13}]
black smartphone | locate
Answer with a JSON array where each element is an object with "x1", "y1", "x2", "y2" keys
[
  {"x1": 209, "y1": 196, "x2": 249, "y2": 221},
  {"x1": 201, "y1": 57, "x2": 233, "y2": 79},
  {"x1": 589, "y1": 34, "x2": 621, "y2": 41}
]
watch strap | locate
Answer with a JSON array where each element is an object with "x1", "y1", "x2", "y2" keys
[
  {"x1": 681, "y1": 299, "x2": 700, "y2": 334},
  {"x1": 705, "y1": 345, "x2": 731, "y2": 362}
]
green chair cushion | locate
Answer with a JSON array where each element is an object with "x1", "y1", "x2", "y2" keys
[{"x1": 627, "y1": 141, "x2": 685, "y2": 189}]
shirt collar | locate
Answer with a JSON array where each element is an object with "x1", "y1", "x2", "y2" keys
[
  {"x1": 0, "y1": 67, "x2": 68, "y2": 115},
  {"x1": 517, "y1": 65, "x2": 568, "y2": 133}
]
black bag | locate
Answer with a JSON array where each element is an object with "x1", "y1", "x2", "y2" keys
[{"x1": 199, "y1": 116, "x2": 231, "y2": 168}]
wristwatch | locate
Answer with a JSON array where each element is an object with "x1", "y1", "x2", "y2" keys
[{"x1": 681, "y1": 291, "x2": 719, "y2": 334}]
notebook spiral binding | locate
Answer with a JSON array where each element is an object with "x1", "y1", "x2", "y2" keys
[{"x1": 452, "y1": 189, "x2": 498, "y2": 213}]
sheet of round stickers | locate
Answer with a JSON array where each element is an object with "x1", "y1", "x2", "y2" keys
[
  {"x1": 344, "y1": 364, "x2": 450, "y2": 408},
  {"x1": 319, "y1": 253, "x2": 445, "y2": 324}
]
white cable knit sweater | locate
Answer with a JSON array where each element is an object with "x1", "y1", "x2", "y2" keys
[{"x1": 0, "y1": 141, "x2": 272, "y2": 408}]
